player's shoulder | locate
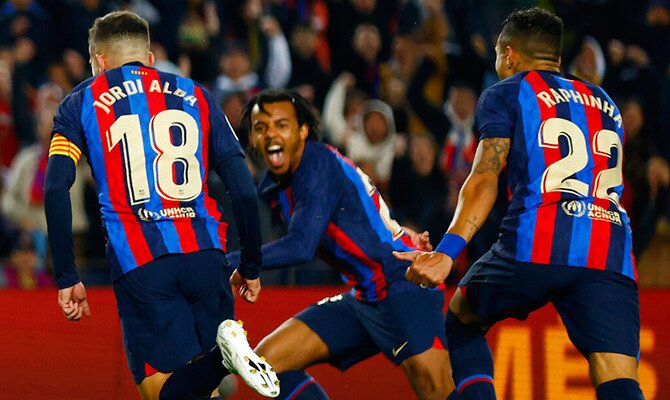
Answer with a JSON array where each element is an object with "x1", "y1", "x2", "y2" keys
[
  {"x1": 291, "y1": 142, "x2": 341, "y2": 186},
  {"x1": 54, "y1": 75, "x2": 98, "y2": 124},
  {"x1": 300, "y1": 141, "x2": 340, "y2": 171},
  {"x1": 575, "y1": 75, "x2": 611, "y2": 100},
  {"x1": 155, "y1": 67, "x2": 212, "y2": 96},
  {"x1": 481, "y1": 71, "x2": 529, "y2": 99}
]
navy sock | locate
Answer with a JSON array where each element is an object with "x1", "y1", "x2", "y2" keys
[
  {"x1": 445, "y1": 311, "x2": 496, "y2": 399},
  {"x1": 446, "y1": 389, "x2": 461, "y2": 399},
  {"x1": 276, "y1": 371, "x2": 330, "y2": 400},
  {"x1": 596, "y1": 379, "x2": 644, "y2": 400},
  {"x1": 159, "y1": 348, "x2": 229, "y2": 400}
]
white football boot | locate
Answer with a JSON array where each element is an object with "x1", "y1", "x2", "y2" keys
[{"x1": 217, "y1": 319, "x2": 280, "y2": 398}]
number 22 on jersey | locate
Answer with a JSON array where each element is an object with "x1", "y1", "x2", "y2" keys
[
  {"x1": 106, "y1": 109, "x2": 203, "y2": 205},
  {"x1": 539, "y1": 117, "x2": 622, "y2": 206}
]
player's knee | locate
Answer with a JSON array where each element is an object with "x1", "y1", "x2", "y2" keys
[{"x1": 401, "y1": 353, "x2": 453, "y2": 400}]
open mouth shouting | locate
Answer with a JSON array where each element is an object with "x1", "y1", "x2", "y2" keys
[{"x1": 266, "y1": 144, "x2": 285, "y2": 170}]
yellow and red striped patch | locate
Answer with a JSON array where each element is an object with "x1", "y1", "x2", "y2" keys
[{"x1": 48, "y1": 134, "x2": 82, "y2": 164}]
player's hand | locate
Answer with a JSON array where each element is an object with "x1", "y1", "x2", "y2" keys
[
  {"x1": 394, "y1": 251, "x2": 453, "y2": 288},
  {"x1": 230, "y1": 269, "x2": 261, "y2": 304},
  {"x1": 401, "y1": 226, "x2": 432, "y2": 251},
  {"x1": 58, "y1": 282, "x2": 91, "y2": 321}
]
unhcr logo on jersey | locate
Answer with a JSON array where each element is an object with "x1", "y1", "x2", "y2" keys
[
  {"x1": 562, "y1": 200, "x2": 587, "y2": 217},
  {"x1": 137, "y1": 207, "x2": 196, "y2": 222},
  {"x1": 561, "y1": 200, "x2": 622, "y2": 225}
]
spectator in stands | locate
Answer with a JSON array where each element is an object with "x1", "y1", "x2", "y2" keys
[
  {"x1": 348, "y1": 23, "x2": 382, "y2": 98},
  {"x1": 347, "y1": 99, "x2": 400, "y2": 193},
  {"x1": 603, "y1": 39, "x2": 660, "y2": 136},
  {"x1": 636, "y1": 0, "x2": 670, "y2": 76},
  {"x1": 389, "y1": 134, "x2": 448, "y2": 241},
  {"x1": 293, "y1": 0, "x2": 330, "y2": 70},
  {"x1": 61, "y1": 49, "x2": 90, "y2": 87},
  {"x1": 322, "y1": 72, "x2": 367, "y2": 149},
  {"x1": 440, "y1": 83, "x2": 478, "y2": 214},
  {"x1": 177, "y1": 0, "x2": 220, "y2": 84},
  {"x1": 0, "y1": 179, "x2": 19, "y2": 260},
  {"x1": 214, "y1": 17, "x2": 291, "y2": 97},
  {"x1": 621, "y1": 98, "x2": 659, "y2": 256},
  {"x1": 569, "y1": 36, "x2": 606, "y2": 85},
  {"x1": 0, "y1": 231, "x2": 52, "y2": 289},
  {"x1": 0, "y1": 60, "x2": 18, "y2": 173},
  {"x1": 0, "y1": 0, "x2": 56, "y2": 85},
  {"x1": 288, "y1": 22, "x2": 331, "y2": 109},
  {"x1": 151, "y1": 41, "x2": 190, "y2": 77},
  {"x1": 60, "y1": 0, "x2": 117, "y2": 62},
  {"x1": 327, "y1": 0, "x2": 398, "y2": 76},
  {"x1": 2, "y1": 95, "x2": 88, "y2": 271}
]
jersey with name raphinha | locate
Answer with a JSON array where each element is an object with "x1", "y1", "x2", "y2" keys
[
  {"x1": 52, "y1": 63, "x2": 242, "y2": 280},
  {"x1": 476, "y1": 70, "x2": 636, "y2": 281}
]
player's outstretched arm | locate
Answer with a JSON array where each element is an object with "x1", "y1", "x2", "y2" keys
[{"x1": 396, "y1": 137, "x2": 510, "y2": 287}]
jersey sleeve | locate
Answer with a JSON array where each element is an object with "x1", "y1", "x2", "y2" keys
[
  {"x1": 205, "y1": 90, "x2": 244, "y2": 167},
  {"x1": 475, "y1": 84, "x2": 514, "y2": 140},
  {"x1": 52, "y1": 91, "x2": 85, "y2": 152},
  {"x1": 228, "y1": 151, "x2": 343, "y2": 270}
]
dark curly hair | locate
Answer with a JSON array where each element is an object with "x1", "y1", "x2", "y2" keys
[{"x1": 242, "y1": 89, "x2": 320, "y2": 141}]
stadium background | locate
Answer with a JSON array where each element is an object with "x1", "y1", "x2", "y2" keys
[{"x1": 0, "y1": 0, "x2": 669, "y2": 399}]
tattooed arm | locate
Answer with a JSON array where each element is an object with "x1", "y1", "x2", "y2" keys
[
  {"x1": 448, "y1": 137, "x2": 510, "y2": 240},
  {"x1": 395, "y1": 137, "x2": 510, "y2": 287}
]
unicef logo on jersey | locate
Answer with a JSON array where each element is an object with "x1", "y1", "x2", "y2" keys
[{"x1": 561, "y1": 200, "x2": 587, "y2": 217}]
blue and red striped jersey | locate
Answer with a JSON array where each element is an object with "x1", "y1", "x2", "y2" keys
[
  {"x1": 258, "y1": 141, "x2": 420, "y2": 302},
  {"x1": 476, "y1": 70, "x2": 636, "y2": 281},
  {"x1": 52, "y1": 62, "x2": 243, "y2": 280}
]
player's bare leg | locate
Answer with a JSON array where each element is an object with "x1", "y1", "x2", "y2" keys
[
  {"x1": 255, "y1": 318, "x2": 331, "y2": 399},
  {"x1": 589, "y1": 352, "x2": 644, "y2": 399},
  {"x1": 589, "y1": 352, "x2": 639, "y2": 385},
  {"x1": 255, "y1": 318, "x2": 331, "y2": 372},
  {"x1": 399, "y1": 348, "x2": 455, "y2": 400}
]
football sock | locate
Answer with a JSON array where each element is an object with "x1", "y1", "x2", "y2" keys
[
  {"x1": 276, "y1": 371, "x2": 330, "y2": 400},
  {"x1": 445, "y1": 311, "x2": 496, "y2": 399},
  {"x1": 159, "y1": 348, "x2": 229, "y2": 400},
  {"x1": 446, "y1": 389, "x2": 461, "y2": 399},
  {"x1": 596, "y1": 378, "x2": 644, "y2": 400}
]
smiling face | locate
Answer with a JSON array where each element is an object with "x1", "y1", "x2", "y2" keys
[{"x1": 250, "y1": 101, "x2": 309, "y2": 177}]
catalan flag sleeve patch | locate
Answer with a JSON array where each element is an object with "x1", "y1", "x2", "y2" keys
[{"x1": 49, "y1": 134, "x2": 82, "y2": 164}]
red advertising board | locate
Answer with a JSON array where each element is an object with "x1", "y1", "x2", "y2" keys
[{"x1": 0, "y1": 287, "x2": 667, "y2": 399}]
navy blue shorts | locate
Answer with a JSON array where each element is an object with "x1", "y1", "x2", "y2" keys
[
  {"x1": 295, "y1": 282, "x2": 447, "y2": 370},
  {"x1": 113, "y1": 249, "x2": 234, "y2": 384},
  {"x1": 459, "y1": 250, "x2": 640, "y2": 358}
]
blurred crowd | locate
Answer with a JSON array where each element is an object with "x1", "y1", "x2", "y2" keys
[{"x1": 1, "y1": 0, "x2": 670, "y2": 289}]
